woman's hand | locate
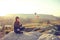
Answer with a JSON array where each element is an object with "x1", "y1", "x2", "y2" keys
[{"x1": 17, "y1": 29, "x2": 20, "y2": 31}]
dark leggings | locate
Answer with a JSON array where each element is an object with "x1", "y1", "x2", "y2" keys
[{"x1": 14, "y1": 27, "x2": 25, "y2": 34}]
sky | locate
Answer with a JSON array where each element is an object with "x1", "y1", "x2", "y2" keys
[{"x1": 0, "y1": 0, "x2": 60, "y2": 16}]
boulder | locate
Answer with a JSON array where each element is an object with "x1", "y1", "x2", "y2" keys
[
  {"x1": 1, "y1": 31, "x2": 41, "y2": 40},
  {"x1": 38, "y1": 33, "x2": 60, "y2": 40}
]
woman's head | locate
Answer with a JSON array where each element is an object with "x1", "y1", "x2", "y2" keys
[{"x1": 15, "y1": 16, "x2": 20, "y2": 22}]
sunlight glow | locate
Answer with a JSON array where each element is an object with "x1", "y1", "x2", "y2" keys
[
  {"x1": 0, "y1": 14, "x2": 7, "y2": 16},
  {"x1": 0, "y1": 0, "x2": 60, "y2": 16}
]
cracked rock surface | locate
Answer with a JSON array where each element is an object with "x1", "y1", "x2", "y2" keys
[
  {"x1": 38, "y1": 34, "x2": 60, "y2": 40},
  {"x1": 1, "y1": 31, "x2": 41, "y2": 40}
]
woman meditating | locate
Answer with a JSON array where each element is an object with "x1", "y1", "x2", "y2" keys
[{"x1": 14, "y1": 17, "x2": 25, "y2": 34}]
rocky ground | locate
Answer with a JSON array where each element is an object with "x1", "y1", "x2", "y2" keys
[
  {"x1": 1, "y1": 31, "x2": 41, "y2": 40},
  {"x1": 1, "y1": 31, "x2": 60, "y2": 40}
]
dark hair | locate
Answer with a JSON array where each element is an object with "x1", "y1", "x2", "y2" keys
[
  {"x1": 15, "y1": 16, "x2": 20, "y2": 25},
  {"x1": 16, "y1": 16, "x2": 19, "y2": 19},
  {"x1": 15, "y1": 16, "x2": 19, "y2": 21}
]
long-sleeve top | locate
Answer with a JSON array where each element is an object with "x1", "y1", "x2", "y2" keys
[{"x1": 14, "y1": 21, "x2": 25, "y2": 34}]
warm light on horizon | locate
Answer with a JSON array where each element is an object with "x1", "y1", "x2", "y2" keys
[{"x1": 0, "y1": 14, "x2": 7, "y2": 16}]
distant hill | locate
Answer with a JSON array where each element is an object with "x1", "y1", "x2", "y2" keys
[
  {"x1": 0, "y1": 14, "x2": 60, "y2": 25},
  {"x1": 6, "y1": 14, "x2": 60, "y2": 20}
]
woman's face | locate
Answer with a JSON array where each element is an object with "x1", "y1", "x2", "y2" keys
[{"x1": 17, "y1": 18, "x2": 20, "y2": 22}]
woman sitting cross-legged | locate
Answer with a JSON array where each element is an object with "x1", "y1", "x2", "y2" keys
[{"x1": 14, "y1": 17, "x2": 25, "y2": 34}]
